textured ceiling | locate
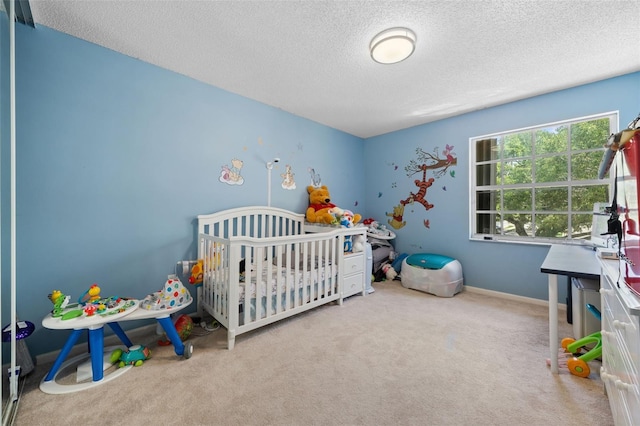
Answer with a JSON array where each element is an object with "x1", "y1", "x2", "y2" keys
[{"x1": 27, "y1": 0, "x2": 640, "y2": 138}]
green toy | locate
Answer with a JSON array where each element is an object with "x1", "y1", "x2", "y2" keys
[
  {"x1": 560, "y1": 304, "x2": 602, "y2": 378},
  {"x1": 110, "y1": 345, "x2": 151, "y2": 368}
]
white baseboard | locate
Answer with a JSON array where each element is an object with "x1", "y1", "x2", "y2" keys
[{"x1": 463, "y1": 285, "x2": 567, "y2": 311}]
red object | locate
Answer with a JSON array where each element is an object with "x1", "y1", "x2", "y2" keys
[
  {"x1": 618, "y1": 131, "x2": 640, "y2": 289},
  {"x1": 158, "y1": 314, "x2": 194, "y2": 346}
]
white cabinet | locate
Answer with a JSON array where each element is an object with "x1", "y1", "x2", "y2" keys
[
  {"x1": 343, "y1": 251, "x2": 365, "y2": 298},
  {"x1": 600, "y1": 260, "x2": 640, "y2": 425},
  {"x1": 305, "y1": 223, "x2": 367, "y2": 299}
]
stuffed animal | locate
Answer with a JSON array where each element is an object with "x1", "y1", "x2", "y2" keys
[
  {"x1": 382, "y1": 263, "x2": 398, "y2": 280},
  {"x1": 188, "y1": 259, "x2": 203, "y2": 285},
  {"x1": 340, "y1": 215, "x2": 353, "y2": 251},
  {"x1": 306, "y1": 185, "x2": 338, "y2": 224},
  {"x1": 306, "y1": 185, "x2": 362, "y2": 224},
  {"x1": 352, "y1": 234, "x2": 365, "y2": 252}
]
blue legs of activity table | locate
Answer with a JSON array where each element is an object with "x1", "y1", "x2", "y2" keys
[
  {"x1": 44, "y1": 327, "x2": 106, "y2": 382},
  {"x1": 156, "y1": 316, "x2": 185, "y2": 356},
  {"x1": 107, "y1": 322, "x2": 133, "y2": 347},
  {"x1": 43, "y1": 324, "x2": 133, "y2": 383},
  {"x1": 43, "y1": 328, "x2": 83, "y2": 382}
]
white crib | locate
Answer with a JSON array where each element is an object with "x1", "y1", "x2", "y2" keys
[{"x1": 196, "y1": 206, "x2": 346, "y2": 349}]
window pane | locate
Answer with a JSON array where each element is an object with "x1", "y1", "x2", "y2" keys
[
  {"x1": 535, "y1": 155, "x2": 568, "y2": 183},
  {"x1": 571, "y1": 151, "x2": 604, "y2": 180},
  {"x1": 535, "y1": 187, "x2": 568, "y2": 211},
  {"x1": 476, "y1": 190, "x2": 499, "y2": 211},
  {"x1": 476, "y1": 138, "x2": 499, "y2": 162},
  {"x1": 536, "y1": 125, "x2": 568, "y2": 155},
  {"x1": 502, "y1": 214, "x2": 532, "y2": 237},
  {"x1": 503, "y1": 189, "x2": 532, "y2": 211},
  {"x1": 571, "y1": 118, "x2": 610, "y2": 150},
  {"x1": 470, "y1": 113, "x2": 616, "y2": 242},
  {"x1": 571, "y1": 213, "x2": 594, "y2": 240},
  {"x1": 503, "y1": 133, "x2": 532, "y2": 158},
  {"x1": 476, "y1": 213, "x2": 501, "y2": 234},
  {"x1": 476, "y1": 164, "x2": 498, "y2": 186},
  {"x1": 571, "y1": 185, "x2": 609, "y2": 211},
  {"x1": 503, "y1": 159, "x2": 532, "y2": 184},
  {"x1": 535, "y1": 214, "x2": 568, "y2": 237}
]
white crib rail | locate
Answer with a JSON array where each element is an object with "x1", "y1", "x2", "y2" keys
[
  {"x1": 197, "y1": 206, "x2": 305, "y2": 239},
  {"x1": 198, "y1": 230, "x2": 343, "y2": 349}
]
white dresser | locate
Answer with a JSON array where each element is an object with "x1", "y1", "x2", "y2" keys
[
  {"x1": 305, "y1": 223, "x2": 367, "y2": 299},
  {"x1": 600, "y1": 258, "x2": 640, "y2": 425}
]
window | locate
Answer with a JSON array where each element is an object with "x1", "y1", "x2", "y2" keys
[{"x1": 470, "y1": 112, "x2": 617, "y2": 243}]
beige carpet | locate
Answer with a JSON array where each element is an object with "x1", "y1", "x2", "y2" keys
[{"x1": 11, "y1": 281, "x2": 612, "y2": 425}]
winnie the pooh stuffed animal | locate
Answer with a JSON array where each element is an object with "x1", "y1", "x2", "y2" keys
[{"x1": 306, "y1": 185, "x2": 362, "y2": 225}]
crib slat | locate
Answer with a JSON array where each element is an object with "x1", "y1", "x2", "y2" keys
[
  {"x1": 271, "y1": 244, "x2": 287, "y2": 315},
  {"x1": 283, "y1": 244, "x2": 291, "y2": 311}
]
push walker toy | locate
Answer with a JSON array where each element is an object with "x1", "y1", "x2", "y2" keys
[{"x1": 560, "y1": 303, "x2": 602, "y2": 378}]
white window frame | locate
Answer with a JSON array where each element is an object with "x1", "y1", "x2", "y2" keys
[{"x1": 469, "y1": 111, "x2": 618, "y2": 244}]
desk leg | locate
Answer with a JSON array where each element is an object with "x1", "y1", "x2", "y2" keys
[
  {"x1": 44, "y1": 329, "x2": 83, "y2": 382},
  {"x1": 548, "y1": 273, "x2": 559, "y2": 374},
  {"x1": 88, "y1": 327, "x2": 104, "y2": 381}
]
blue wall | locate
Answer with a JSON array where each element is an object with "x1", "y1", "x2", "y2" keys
[
  {"x1": 5, "y1": 25, "x2": 365, "y2": 357},
  {"x1": 365, "y1": 72, "x2": 640, "y2": 301},
  {"x1": 2, "y1": 21, "x2": 639, "y2": 358}
]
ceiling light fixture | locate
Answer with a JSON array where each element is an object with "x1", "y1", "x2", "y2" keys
[{"x1": 370, "y1": 27, "x2": 416, "y2": 64}]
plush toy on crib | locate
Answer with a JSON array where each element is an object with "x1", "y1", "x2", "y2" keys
[
  {"x1": 306, "y1": 185, "x2": 362, "y2": 225},
  {"x1": 188, "y1": 259, "x2": 204, "y2": 285},
  {"x1": 352, "y1": 234, "x2": 365, "y2": 252},
  {"x1": 340, "y1": 215, "x2": 354, "y2": 252}
]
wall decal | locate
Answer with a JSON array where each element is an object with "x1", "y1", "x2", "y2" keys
[
  {"x1": 401, "y1": 165, "x2": 435, "y2": 210},
  {"x1": 443, "y1": 144, "x2": 456, "y2": 163},
  {"x1": 280, "y1": 165, "x2": 296, "y2": 190},
  {"x1": 219, "y1": 158, "x2": 244, "y2": 185},
  {"x1": 308, "y1": 168, "x2": 322, "y2": 187},
  {"x1": 385, "y1": 146, "x2": 458, "y2": 231},
  {"x1": 386, "y1": 203, "x2": 407, "y2": 229}
]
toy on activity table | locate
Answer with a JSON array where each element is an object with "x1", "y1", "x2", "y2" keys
[
  {"x1": 139, "y1": 276, "x2": 195, "y2": 354},
  {"x1": 110, "y1": 344, "x2": 151, "y2": 368},
  {"x1": 78, "y1": 283, "x2": 102, "y2": 304},
  {"x1": 141, "y1": 276, "x2": 192, "y2": 310},
  {"x1": 552, "y1": 303, "x2": 602, "y2": 378},
  {"x1": 47, "y1": 284, "x2": 138, "y2": 321}
]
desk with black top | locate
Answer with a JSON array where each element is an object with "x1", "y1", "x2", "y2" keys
[{"x1": 540, "y1": 244, "x2": 600, "y2": 374}]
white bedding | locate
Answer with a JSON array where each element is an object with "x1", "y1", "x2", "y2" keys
[{"x1": 237, "y1": 264, "x2": 338, "y2": 304}]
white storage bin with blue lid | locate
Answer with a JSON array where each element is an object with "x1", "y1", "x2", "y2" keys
[{"x1": 401, "y1": 253, "x2": 463, "y2": 297}]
